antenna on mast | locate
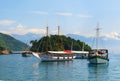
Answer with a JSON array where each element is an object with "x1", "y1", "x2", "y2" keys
[{"x1": 96, "y1": 23, "x2": 100, "y2": 50}]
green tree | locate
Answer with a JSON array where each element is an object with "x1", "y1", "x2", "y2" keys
[
  {"x1": 0, "y1": 46, "x2": 5, "y2": 51},
  {"x1": 30, "y1": 35, "x2": 91, "y2": 52}
]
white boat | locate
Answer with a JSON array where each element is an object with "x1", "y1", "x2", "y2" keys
[
  {"x1": 71, "y1": 51, "x2": 89, "y2": 59},
  {"x1": 88, "y1": 24, "x2": 109, "y2": 64},
  {"x1": 32, "y1": 52, "x2": 41, "y2": 59},
  {"x1": 32, "y1": 50, "x2": 76, "y2": 62}
]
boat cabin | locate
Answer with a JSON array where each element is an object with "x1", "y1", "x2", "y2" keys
[{"x1": 88, "y1": 49, "x2": 108, "y2": 59}]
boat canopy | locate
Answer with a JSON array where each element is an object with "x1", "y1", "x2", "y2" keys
[
  {"x1": 89, "y1": 49, "x2": 108, "y2": 54},
  {"x1": 71, "y1": 51, "x2": 88, "y2": 54},
  {"x1": 47, "y1": 50, "x2": 71, "y2": 54},
  {"x1": 47, "y1": 50, "x2": 89, "y2": 54}
]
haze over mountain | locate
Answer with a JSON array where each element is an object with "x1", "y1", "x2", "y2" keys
[
  {"x1": 12, "y1": 33, "x2": 44, "y2": 45},
  {"x1": 12, "y1": 33, "x2": 120, "y2": 54},
  {"x1": 67, "y1": 33, "x2": 120, "y2": 54}
]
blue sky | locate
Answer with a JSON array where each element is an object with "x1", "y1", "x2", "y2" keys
[{"x1": 0, "y1": 0, "x2": 120, "y2": 39}]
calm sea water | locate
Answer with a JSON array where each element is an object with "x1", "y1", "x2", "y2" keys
[{"x1": 0, "y1": 53, "x2": 120, "y2": 81}]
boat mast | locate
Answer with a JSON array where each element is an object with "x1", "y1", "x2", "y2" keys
[
  {"x1": 96, "y1": 23, "x2": 100, "y2": 51},
  {"x1": 71, "y1": 41, "x2": 73, "y2": 51},
  {"x1": 58, "y1": 26, "x2": 60, "y2": 36},
  {"x1": 46, "y1": 26, "x2": 49, "y2": 51},
  {"x1": 82, "y1": 42, "x2": 84, "y2": 51},
  {"x1": 46, "y1": 26, "x2": 48, "y2": 37}
]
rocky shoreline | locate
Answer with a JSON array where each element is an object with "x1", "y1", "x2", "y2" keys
[{"x1": 0, "y1": 50, "x2": 12, "y2": 54}]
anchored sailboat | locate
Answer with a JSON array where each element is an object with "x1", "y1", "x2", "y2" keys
[
  {"x1": 88, "y1": 23, "x2": 109, "y2": 64},
  {"x1": 32, "y1": 26, "x2": 76, "y2": 62}
]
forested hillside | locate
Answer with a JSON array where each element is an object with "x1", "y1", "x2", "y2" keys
[
  {"x1": 30, "y1": 35, "x2": 91, "y2": 52},
  {"x1": 0, "y1": 33, "x2": 27, "y2": 51}
]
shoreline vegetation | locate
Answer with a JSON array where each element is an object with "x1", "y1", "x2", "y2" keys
[
  {"x1": 30, "y1": 35, "x2": 91, "y2": 52},
  {"x1": 0, "y1": 33, "x2": 91, "y2": 55}
]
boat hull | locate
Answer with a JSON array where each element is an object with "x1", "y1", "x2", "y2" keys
[
  {"x1": 89, "y1": 56, "x2": 109, "y2": 64},
  {"x1": 41, "y1": 58, "x2": 73, "y2": 62},
  {"x1": 32, "y1": 52, "x2": 75, "y2": 62},
  {"x1": 40, "y1": 55, "x2": 76, "y2": 62}
]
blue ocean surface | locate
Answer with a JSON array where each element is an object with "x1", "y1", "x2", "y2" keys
[{"x1": 0, "y1": 53, "x2": 120, "y2": 81}]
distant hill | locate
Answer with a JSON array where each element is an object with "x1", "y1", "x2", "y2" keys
[
  {"x1": 66, "y1": 34, "x2": 107, "y2": 48},
  {"x1": 66, "y1": 34, "x2": 92, "y2": 44},
  {"x1": 0, "y1": 33, "x2": 27, "y2": 51},
  {"x1": 30, "y1": 35, "x2": 91, "y2": 52},
  {"x1": 12, "y1": 33, "x2": 43, "y2": 44},
  {"x1": 66, "y1": 34, "x2": 120, "y2": 53}
]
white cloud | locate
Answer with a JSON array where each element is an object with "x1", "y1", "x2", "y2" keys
[
  {"x1": 0, "y1": 30, "x2": 10, "y2": 34},
  {"x1": 77, "y1": 14, "x2": 93, "y2": 18},
  {"x1": 73, "y1": 32, "x2": 81, "y2": 35},
  {"x1": 8, "y1": 24, "x2": 27, "y2": 35},
  {"x1": 51, "y1": 30, "x2": 58, "y2": 35},
  {"x1": 16, "y1": 24, "x2": 25, "y2": 31},
  {"x1": 0, "y1": 20, "x2": 16, "y2": 26},
  {"x1": 31, "y1": 11, "x2": 48, "y2": 15},
  {"x1": 0, "y1": 24, "x2": 46, "y2": 35},
  {"x1": 55, "y1": 12, "x2": 73, "y2": 16},
  {"x1": 27, "y1": 29, "x2": 46, "y2": 34},
  {"x1": 31, "y1": 11, "x2": 93, "y2": 18},
  {"x1": 105, "y1": 32, "x2": 120, "y2": 40}
]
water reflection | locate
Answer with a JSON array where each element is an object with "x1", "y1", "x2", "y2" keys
[
  {"x1": 88, "y1": 63, "x2": 109, "y2": 81},
  {"x1": 32, "y1": 62, "x2": 41, "y2": 68},
  {"x1": 32, "y1": 61, "x2": 73, "y2": 81}
]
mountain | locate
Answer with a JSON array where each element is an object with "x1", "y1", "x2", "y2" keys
[
  {"x1": 66, "y1": 34, "x2": 92, "y2": 44},
  {"x1": 66, "y1": 34, "x2": 120, "y2": 54},
  {"x1": 0, "y1": 33, "x2": 27, "y2": 51},
  {"x1": 12, "y1": 33, "x2": 43, "y2": 44}
]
